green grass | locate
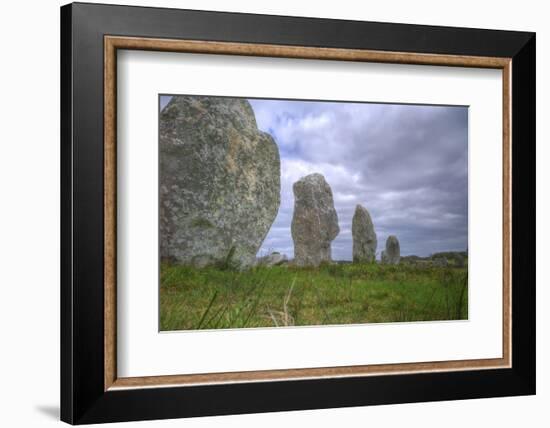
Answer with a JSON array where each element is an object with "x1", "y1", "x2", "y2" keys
[{"x1": 160, "y1": 262, "x2": 468, "y2": 331}]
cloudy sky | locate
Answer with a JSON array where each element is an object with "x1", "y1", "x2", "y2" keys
[{"x1": 160, "y1": 96, "x2": 468, "y2": 260}]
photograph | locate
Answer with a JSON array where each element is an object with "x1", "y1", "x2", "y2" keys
[
  {"x1": 54, "y1": 2, "x2": 536, "y2": 424},
  {"x1": 159, "y1": 94, "x2": 469, "y2": 331}
]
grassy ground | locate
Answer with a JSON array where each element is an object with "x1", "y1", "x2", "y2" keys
[{"x1": 160, "y1": 262, "x2": 468, "y2": 331}]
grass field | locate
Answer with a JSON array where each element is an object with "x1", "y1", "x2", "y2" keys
[{"x1": 159, "y1": 262, "x2": 468, "y2": 331}]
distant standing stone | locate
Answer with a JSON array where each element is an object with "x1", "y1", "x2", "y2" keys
[
  {"x1": 291, "y1": 173, "x2": 340, "y2": 266},
  {"x1": 352, "y1": 204, "x2": 377, "y2": 263},
  {"x1": 381, "y1": 235, "x2": 400, "y2": 265},
  {"x1": 159, "y1": 96, "x2": 280, "y2": 268},
  {"x1": 257, "y1": 252, "x2": 288, "y2": 267}
]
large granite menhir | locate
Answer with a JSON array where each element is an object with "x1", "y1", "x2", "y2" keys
[
  {"x1": 352, "y1": 204, "x2": 377, "y2": 263},
  {"x1": 159, "y1": 96, "x2": 280, "y2": 268},
  {"x1": 291, "y1": 173, "x2": 339, "y2": 266}
]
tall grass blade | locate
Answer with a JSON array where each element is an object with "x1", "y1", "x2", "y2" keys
[{"x1": 196, "y1": 290, "x2": 218, "y2": 329}]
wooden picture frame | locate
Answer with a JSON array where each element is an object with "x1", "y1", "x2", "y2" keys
[{"x1": 61, "y1": 2, "x2": 535, "y2": 424}]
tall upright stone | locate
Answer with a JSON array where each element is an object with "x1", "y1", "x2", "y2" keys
[
  {"x1": 159, "y1": 95, "x2": 280, "y2": 268},
  {"x1": 352, "y1": 204, "x2": 377, "y2": 263},
  {"x1": 291, "y1": 173, "x2": 339, "y2": 266},
  {"x1": 381, "y1": 235, "x2": 400, "y2": 265}
]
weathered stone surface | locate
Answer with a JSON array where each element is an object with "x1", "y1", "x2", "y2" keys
[
  {"x1": 159, "y1": 96, "x2": 280, "y2": 268},
  {"x1": 291, "y1": 173, "x2": 339, "y2": 266},
  {"x1": 352, "y1": 204, "x2": 377, "y2": 263},
  {"x1": 257, "y1": 252, "x2": 288, "y2": 267},
  {"x1": 381, "y1": 235, "x2": 400, "y2": 265}
]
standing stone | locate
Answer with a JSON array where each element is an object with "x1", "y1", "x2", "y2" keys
[
  {"x1": 159, "y1": 96, "x2": 280, "y2": 268},
  {"x1": 291, "y1": 173, "x2": 339, "y2": 266},
  {"x1": 352, "y1": 204, "x2": 377, "y2": 263},
  {"x1": 256, "y1": 252, "x2": 288, "y2": 267},
  {"x1": 381, "y1": 235, "x2": 400, "y2": 265}
]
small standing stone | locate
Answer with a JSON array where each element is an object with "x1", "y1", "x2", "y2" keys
[
  {"x1": 352, "y1": 204, "x2": 377, "y2": 263},
  {"x1": 381, "y1": 235, "x2": 400, "y2": 265},
  {"x1": 256, "y1": 253, "x2": 288, "y2": 267},
  {"x1": 291, "y1": 173, "x2": 340, "y2": 267}
]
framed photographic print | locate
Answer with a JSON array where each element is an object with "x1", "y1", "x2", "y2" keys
[{"x1": 60, "y1": 2, "x2": 535, "y2": 424}]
